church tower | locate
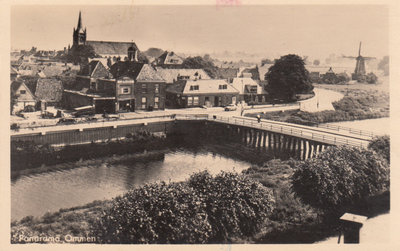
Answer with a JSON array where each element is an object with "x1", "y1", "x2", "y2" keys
[{"x1": 73, "y1": 11, "x2": 87, "y2": 46}]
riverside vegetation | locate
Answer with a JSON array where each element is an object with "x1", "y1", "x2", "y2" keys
[
  {"x1": 247, "y1": 88, "x2": 389, "y2": 126},
  {"x1": 11, "y1": 136, "x2": 390, "y2": 244}
]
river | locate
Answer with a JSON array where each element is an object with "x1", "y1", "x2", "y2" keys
[{"x1": 11, "y1": 147, "x2": 254, "y2": 221}]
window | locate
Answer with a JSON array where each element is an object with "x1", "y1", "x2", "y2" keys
[
  {"x1": 193, "y1": 96, "x2": 199, "y2": 106},
  {"x1": 20, "y1": 90, "x2": 26, "y2": 94},
  {"x1": 219, "y1": 84, "x2": 227, "y2": 90},
  {"x1": 187, "y1": 96, "x2": 193, "y2": 106},
  {"x1": 121, "y1": 87, "x2": 131, "y2": 94},
  {"x1": 190, "y1": 85, "x2": 199, "y2": 91},
  {"x1": 154, "y1": 96, "x2": 159, "y2": 109},
  {"x1": 155, "y1": 84, "x2": 159, "y2": 93},
  {"x1": 142, "y1": 84, "x2": 147, "y2": 94},
  {"x1": 141, "y1": 97, "x2": 147, "y2": 109}
]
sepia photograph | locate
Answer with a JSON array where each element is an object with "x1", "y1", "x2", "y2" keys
[{"x1": 2, "y1": 0, "x2": 398, "y2": 248}]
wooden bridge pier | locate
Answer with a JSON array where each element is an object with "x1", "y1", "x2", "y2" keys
[{"x1": 208, "y1": 123, "x2": 330, "y2": 160}]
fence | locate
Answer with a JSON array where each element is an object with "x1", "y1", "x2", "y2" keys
[
  {"x1": 210, "y1": 115, "x2": 369, "y2": 148},
  {"x1": 11, "y1": 113, "x2": 370, "y2": 148}
]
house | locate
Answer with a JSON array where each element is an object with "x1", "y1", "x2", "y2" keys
[
  {"x1": 109, "y1": 62, "x2": 166, "y2": 112},
  {"x1": 231, "y1": 77, "x2": 268, "y2": 104},
  {"x1": 155, "y1": 68, "x2": 211, "y2": 84},
  {"x1": 11, "y1": 81, "x2": 37, "y2": 113},
  {"x1": 166, "y1": 79, "x2": 239, "y2": 108},
  {"x1": 63, "y1": 62, "x2": 166, "y2": 113},
  {"x1": 239, "y1": 66, "x2": 260, "y2": 80},
  {"x1": 75, "y1": 60, "x2": 112, "y2": 90},
  {"x1": 35, "y1": 78, "x2": 64, "y2": 107},
  {"x1": 215, "y1": 68, "x2": 239, "y2": 83},
  {"x1": 156, "y1": 51, "x2": 184, "y2": 67},
  {"x1": 10, "y1": 67, "x2": 19, "y2": 81}
]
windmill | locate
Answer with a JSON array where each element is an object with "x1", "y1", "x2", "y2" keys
[{"x1": 343, "y1": 42, "x2": 375, "y2": 81}]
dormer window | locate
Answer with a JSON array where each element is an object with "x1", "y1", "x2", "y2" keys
[
  {"x1": 218, "y1": 84, "x2": 227, "y2": 90},
  {"x1": 189, "y1": 85, "x2": 199, "y2": 91}
]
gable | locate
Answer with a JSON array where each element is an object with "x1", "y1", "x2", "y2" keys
[
  {"x1": 12, "y1": 82, "x2": 36, "y2": 101},
  {"x1": 91, "y1": 61, "x2": 110, "y2": 78}
]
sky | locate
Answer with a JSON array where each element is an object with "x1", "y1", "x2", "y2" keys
[{"x1": 11, "y1": 4, "x2": 389, "y2": 60}]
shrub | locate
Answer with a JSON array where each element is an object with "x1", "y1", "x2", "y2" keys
[
  {"x1": 368, "y1": 135, "x2": 390, "y2": 163},
  {"x1": 291, "y1": 146, "x2": 389, "y2": 216},
  {"x1": 94, "y1": 171, "x2": 275, "y2": 244},
  {"x1": 188, "y1": 171, "x2": 275, "y2": 242},
  {"x1": 23, "y1": 105, "x2": 36, "y2": 112}
]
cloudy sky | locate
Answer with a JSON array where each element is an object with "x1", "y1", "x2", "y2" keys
[{"x1": 11, "y1": 4, "x2": 389, "y2": 60}]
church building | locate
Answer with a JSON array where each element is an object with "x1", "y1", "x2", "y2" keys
[{"x1": 72, "y1": 11, "x2": 140, "y2": 62}]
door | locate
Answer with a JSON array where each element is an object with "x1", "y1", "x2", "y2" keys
[
  {"x1": 232, "y1": 96, "x2": 237, "y2": 105},
  {"x1": 214, "y1": 96, "x2": 219, "y2": 107}
]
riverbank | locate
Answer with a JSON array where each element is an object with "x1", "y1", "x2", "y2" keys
[
  {"x1": 11, "y1": 131, "x2": 170, "y2": 177},
  {"x1": 246, "y1": 85, "x2": 389, "y2": 126},
  {"x1": 11, "y1": 156, "x2": 389, "y2": 244}
]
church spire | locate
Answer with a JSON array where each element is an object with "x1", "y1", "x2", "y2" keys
[{"x1": 77, "y1": 11, "x2": 82, "y2": 30}]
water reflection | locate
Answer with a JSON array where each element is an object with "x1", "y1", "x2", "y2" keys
[{"x1": 11, "y1": 148, "x2": 253, "y2": 221}]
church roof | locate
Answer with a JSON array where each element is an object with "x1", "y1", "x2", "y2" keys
[{"x1": 86, "y1": 41, "x2": 138, "y2": 56}]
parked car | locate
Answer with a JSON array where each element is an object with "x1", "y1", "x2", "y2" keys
[
  {"x1": 57, "y1": 118, "x2": 76, "y2": 125},
  {"x1": 224, "y1": 104, "x2": 237, "y2": 111},
  {"x1": 41, "y1": 111, "x2": 54, "y2": 119}
]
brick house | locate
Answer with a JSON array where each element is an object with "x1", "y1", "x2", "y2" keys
[
  {"x1": 166, "y1": 79, "x2": 239, "y2": 108},
  {"x1": 75, "y1": 60, "x2": 111, "y2": 91},
  {"x1": 109, "y1": 61, "x2": 166, "y2": 111}
]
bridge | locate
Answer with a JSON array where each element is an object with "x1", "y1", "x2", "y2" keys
[
  {"x1": 11, "y1": 114, "x2": 374, "y2": 160},
  {"x1": 177, "y1": 114, "x2": 373, "y2": 160}
]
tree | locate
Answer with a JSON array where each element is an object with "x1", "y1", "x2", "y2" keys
[
  {"x1": 366, "y1": 72, "x2": 378, "y2": 84},
  {"x1": 313, "y1": 59, "x2": 320, "y2": 66},
  {"x1": 265, "y1": 54, "x2": 313, "y2": 101},
  {"x1": 368, "y1": 135, "x2": 390, "y2": 163},
  {"x1": 378, "y1": 56, "x2": 389, "y2": 76},
  {"x1": 181, "y1": 56, "x2": 218, "y2": 78},
  {"x1": 261, "y1": 58, "x2": 274, "y2": 66},
  {"x1": 291, "y1": 146, "x2": 389, "y2": 216},
  {"x1": 67, "y1": 44, "x2": 98, "y2": 64}
]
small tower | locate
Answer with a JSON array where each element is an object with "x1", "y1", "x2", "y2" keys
[
  {"x1": 128, "y1": 43, "x2": 138, "y2": 62},
  {"x1": 73, "y1": 11, "x2": 87, "y2": 46}
]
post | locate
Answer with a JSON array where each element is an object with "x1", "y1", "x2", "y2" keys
[{"x1": 339, "y1": 213, "x2": 367, "y2": 244}]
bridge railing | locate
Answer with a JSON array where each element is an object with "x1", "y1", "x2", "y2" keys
[
  {"x1": 314, "y1": 123, "x2": 375, "y2": 138},
  {"x1": 209, "y1": 115, "x2": 368, "y2": 148}
]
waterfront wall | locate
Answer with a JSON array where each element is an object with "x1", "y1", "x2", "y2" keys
[
  {"x1": 11, "y1": 121, "x2": 176, "y2": 146},
  {"x1": 11, "y1": 119, "x2": 330, "y2": 160}
]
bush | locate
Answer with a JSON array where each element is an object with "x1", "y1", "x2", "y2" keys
[
  {"x1": 291, "y1": 146, "x2": 389, "y2": 216},
  {"x1": 368, "y1": 135, "x2": 390, "y2": 163},
  {"x1": 187, "y1": 171, "x2": 275, "y2": 242},
  {"x1": 93, "y1": 171, "x2": 275, "y2": 244},
  {"x1": 23, "y1": 105, "x2": 36, "y2": 112}
]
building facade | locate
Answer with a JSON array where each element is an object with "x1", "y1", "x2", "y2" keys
[{"x1": 166, "y1": 79, "x2": 239, "y2": 108}]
